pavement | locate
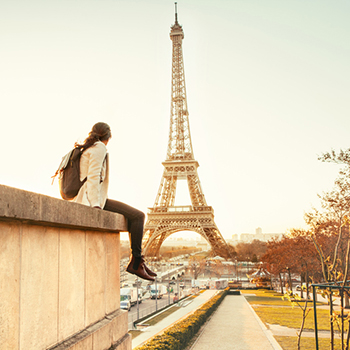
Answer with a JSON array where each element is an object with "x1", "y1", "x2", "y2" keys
[
  {"x1": 132, "y1": 291, "x2": 283, "y2": 350},
  {"x1": 189, "y1": 295, "x2": 282, "y2": 350}
]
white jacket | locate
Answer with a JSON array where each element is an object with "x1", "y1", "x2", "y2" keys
[{"x1": 73, "y1": 141, "x2": 109, "y2": 208}]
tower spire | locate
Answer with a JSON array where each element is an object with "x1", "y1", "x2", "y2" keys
[{"x1": 175, "y1": 2, "x2": 178, "y2": 24}]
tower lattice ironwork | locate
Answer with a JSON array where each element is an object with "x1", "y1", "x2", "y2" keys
[{"x1": 143, "y1": 5, "x2": 231, "y2": 259}]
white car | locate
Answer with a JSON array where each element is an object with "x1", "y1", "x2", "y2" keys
[{"x1": 120, "y1": 300, "x2": 131, "y2": 311}]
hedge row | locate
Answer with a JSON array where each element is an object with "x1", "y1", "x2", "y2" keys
[{"x1": 135, "y1": 288, "x2": 228, "y2": 350}]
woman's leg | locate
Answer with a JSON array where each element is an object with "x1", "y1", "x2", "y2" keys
[
  {"x1": 103, "y1": 199, "x2": 156, "y2": 281},
  {"x1": 103, "y1": 199, "x2": 144, "y2": 258}
]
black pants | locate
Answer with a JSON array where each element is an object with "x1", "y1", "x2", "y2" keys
[{"x1": 103, "y1": 199, "x2": 145, "y2": 258}]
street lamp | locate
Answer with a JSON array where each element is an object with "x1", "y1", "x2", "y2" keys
[
  {"x1": 235, "y1": 259, "x2": 238, "y2": 282},
  {"x1": 136, "y1": 276, "x2": 139, "y2": 319},
  {"x1": 154, "y1": 270, "x2": 158, "y2": 311},
  {"x1": 177, "y1": 274, "x2": 180, "y2": 298},
  {"x1": 168, "y1": 264, "x2": 171, "y2": 305}
]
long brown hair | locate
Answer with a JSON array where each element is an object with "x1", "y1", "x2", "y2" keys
[{"x1": 75, "y1": 122, "x2": 111, "y2": 151}]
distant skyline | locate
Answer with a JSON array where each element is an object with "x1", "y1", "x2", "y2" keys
[{"x1": 1, "y1": 1, "x2": 349, "y2": 239}]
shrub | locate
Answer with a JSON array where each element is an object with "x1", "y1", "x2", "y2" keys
[{"x1": 135, "y1": 289, "x2": 228, "y2": 350}]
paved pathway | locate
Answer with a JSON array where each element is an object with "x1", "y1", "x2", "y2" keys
[
  {"x1": 190, "y1": 295, "x2": 282, "y2": 350},
  {"x1": 132, "y1": 291, "x2": 284, "y2": 350}
]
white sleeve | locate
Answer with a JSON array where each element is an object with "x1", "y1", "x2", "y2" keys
[{"x1": 86, "y1": 143, "x2": 107, "y2": 207}]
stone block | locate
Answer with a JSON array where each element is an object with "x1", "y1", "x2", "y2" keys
[
  {"x1": 59, "y1": 228, "x2": 85, "y2": 341},
  {"x1": 68, "y1": 336, "x2": 93, "y2": 350},
  {"x1": 105, "y1": 233, "x2": 120, "y2": 313},
  {"x1": 0, "y1": 185, "x2": 128, "y2": 350},
  {"x1": 110, "y1": 310, "x2": 128, "y2": 343},
  {"x1": 113, "y1": 334, "x2": 132, "y2": 350},
  {"x1": 49, "y1": 310, "x2": 130, "y2": 350},
  {"x1": 85, "y1": 231, "x2": 106, "y2": 326},
  {"x1": 0, "y1": 184, "x2": 127, "y2": 232},
  {"x1": 0, "y1": 186, "x2": 41, "y2": 221},
  {"x1": 0, "y1": 222, "x2": 20, "y2": 350},
  {"x1": 20, "y1": 225, "x2": 59, "y2": 349}
]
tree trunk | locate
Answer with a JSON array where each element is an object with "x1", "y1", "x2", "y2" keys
[
  {"x1": 279, "y1": 272, "x2": 284, "y2": 294},
  {"x1": 288, "y1": 269, "x2": 293, "y2": 292},
  {"x1": 300, "y1": 274, "x2": 304, "y2": 299}
]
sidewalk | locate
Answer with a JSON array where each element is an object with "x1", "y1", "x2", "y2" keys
[
  {"x1": 133, "y1": 291, "x2": 283, "y2": 350},
  {"x1": 132, "y1": 290, "x2": 218, "y2": 349},
  {"x1": 190, "y1": 295, "x2": 283, "y2": 350}
]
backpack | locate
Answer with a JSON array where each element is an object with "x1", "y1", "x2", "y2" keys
[{"x1": 52, "y1": 148, "x2": 87, "y2": 200}]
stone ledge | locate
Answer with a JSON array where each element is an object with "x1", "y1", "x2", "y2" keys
[
  {"x1": 47, "y1": 309, "x2": 130, "y2": 350},
  {"x1": 0, "y1": 184, "x2": 127, "y2": 233}
]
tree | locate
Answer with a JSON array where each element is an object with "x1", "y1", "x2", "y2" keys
[
  {"x1": 262, "y1": 237, "x2": 291, "y2": 294},
  {"x1": 287, "y1": 229, "x2": 323, "y2": 297},
  {"x1": 235, "y1": 240, "x2": 267, "y2": 262},
  {"x1": 227, "y1": 244, "x2": 238, "y2": 260},
  {"x1": 305, "y1": 151, "x2": 350, "y2": 284},
  {"x1": 304, "y1": 149, "x2": 350, "y2": 349},
  {"x1": 188, "y1": 256, "x2": 207, "y2": 279}
]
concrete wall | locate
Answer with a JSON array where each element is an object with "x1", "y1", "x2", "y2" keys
[{"x1": 0, "y1": 185, "x2": 131, "y2": 350}]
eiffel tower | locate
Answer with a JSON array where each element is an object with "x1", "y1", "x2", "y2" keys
[{"x1": 143, "y1": 4, "x2": 231, "y2": 259}]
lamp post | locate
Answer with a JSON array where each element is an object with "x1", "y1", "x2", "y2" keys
[
  {"x1": 177, "y1": 274, "x2": 180, "y2": 298},
  {"x1": 155, "y1": 276, "x2": 158, "y2": 311},
  {"x1": 168, "y1": 276, "x2": 170, "y2": 305},
  {"x1": 136, "y1": 276, "x2": 139, "y2": 319},
  {"x1": 166, "y1": 263, "x2": 170, "y2": 305},
  {"x1": 235, "y1": 259, "x2": 238, "y2": 282}
]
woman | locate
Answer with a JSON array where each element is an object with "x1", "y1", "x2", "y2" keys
[{"x1": 73, "y1": 122, "x2": 156, "y2": 281}]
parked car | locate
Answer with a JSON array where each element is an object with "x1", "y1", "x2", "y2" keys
[{"x1": 120, "y1": 300, "x2": 131, "y2": 311}]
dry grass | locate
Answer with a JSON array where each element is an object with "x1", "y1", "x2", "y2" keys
[
  {"x1": 243, "y1": 289, "x2": 349, "y2": 350},
  {"x1": 253, "y1": 305, "x2": 331, "y2": 331},
  {"x1": 129, "y1": 330, "x2": 143, "y2": 339},
  {"x1": 275, "y1": 336, "x2": 344, "y2": 350},
  {"x1": 145, "y1": 306, "x2": 180, "y2": 326}
]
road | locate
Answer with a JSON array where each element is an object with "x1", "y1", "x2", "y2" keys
[{"x1": 127, "y1": 292, "x2": 179, "y2": 329}]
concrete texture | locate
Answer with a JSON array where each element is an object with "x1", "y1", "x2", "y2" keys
[
  {"x1": 105, "y1": 233, "x2": 121, "y2": 314},
  {"x1": 0, "y1": 221, "x2": 20, "y2": 349},
  {"x1": 85, "y1": 231, "x2": 110, "y2": 325},
  {"x1": 0, "y1": 184, "x2": 127, "y2": 232},
  {"x1": 59, "y1": 228, "x2": 85, "y2": 342},
  {"x1": 0, "y1": 185, "x2": 130, "y2": 350},
  {"x1": 20, "y1": 225, "x2": 59, "y2": 349},
  {"x1": 49, "y1": 310, "x2": 131, "y2": 350}
]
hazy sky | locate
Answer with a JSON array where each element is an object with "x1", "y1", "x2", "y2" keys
[{"x1": 1, "y1": 0, "x2": 349, "y2": 239}]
